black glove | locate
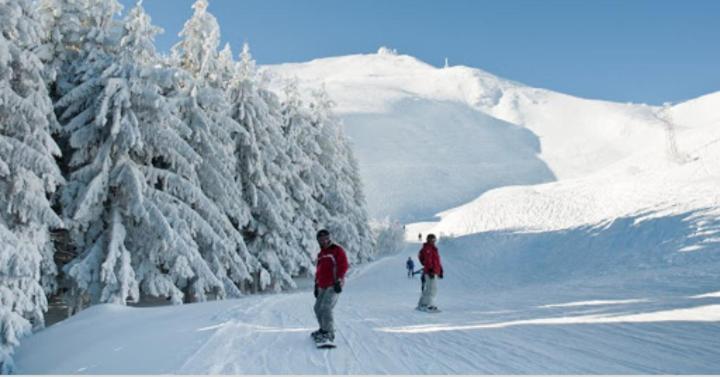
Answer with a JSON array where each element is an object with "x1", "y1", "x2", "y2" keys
[
  {"x1": 314, "y1": 284, "x2": 319, "y2": 298},
  {"x1": 333, "y1": 280, "x2": 343, "y2": 293},
  {"x1": 439, "y1": 272, "x2": 444, "y2": 279}
]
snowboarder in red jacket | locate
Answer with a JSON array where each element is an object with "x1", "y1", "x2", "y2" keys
[
  {"x1": 417, "y1": 233, "x2": 443, "y2": 312},
  {"x1": 311, "y1": 229, "x2": 349, "y2": 344}
]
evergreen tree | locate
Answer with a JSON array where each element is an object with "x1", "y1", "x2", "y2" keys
[
  {"x1": 129, "y1": 1, "x2": 257, "y2": 302},
  {"x1": 53, "y1": 0, "x2": 153, "y2": 308},
  {"x1": 279, "y1": 78, "x2": 328, "y2": 269},
  {"x1": 55, "y1": 1, "x2": 255, "y2": 309},
  {"x1": 170, "y1": 0, "x2": 261, "y2": 294},
  {"x1": 308, "y1": 85, "x2": 375, "y2": 262},
  {"x1": 228, "y1": 44, "x2": 308, "y2": 291},
  {"x1": 0, "y1": 0, "x2": 64, "y2": 371},
  {"x1": 39, "y1": 0, "x2": 124, "y2": 98},
  {"x1": 216, "y1": 43, "x2": 235, "y2": 90},
  {"x1": 171, "y1": 0, "x2": 223, "y2": 87}
]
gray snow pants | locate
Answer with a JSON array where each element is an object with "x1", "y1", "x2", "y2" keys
[
  {"x1": 314, "y1": 287, "x2": 339, "y2": 333},
  {"x1": 418, "y1": 274, "x2": 438, "y2": 308}
]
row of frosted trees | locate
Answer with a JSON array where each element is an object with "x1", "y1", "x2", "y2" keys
[{"x1": 0, "y1": 0, "x2": 377, "y2": 371}]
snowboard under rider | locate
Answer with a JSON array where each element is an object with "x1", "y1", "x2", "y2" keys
[
  {"x1": 311, "y1": 229, "x2": 349, "y2": 344},
  {"x1": 417, "y1": 233, "x2": 443, "y2": 312}
]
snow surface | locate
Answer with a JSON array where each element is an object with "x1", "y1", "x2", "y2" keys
[
  {"x1": 16, "y1": 50, "x2": 720, "y2": 373},
  {"x1": 16, "y1": 242, "x2": 720, "y2": 373}
]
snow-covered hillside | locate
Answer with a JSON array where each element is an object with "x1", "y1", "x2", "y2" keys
[
  {"x1": 267, "y1": 52, "x2": 552, "y2": 220},
  {"x1": 411, "y1": 86, "x2": 720, "y2": 238},
  {"x1": 267, "y1": 49, "x2": 679, "y2": 220}
]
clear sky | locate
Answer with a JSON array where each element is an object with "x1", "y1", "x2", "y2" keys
[{"x1": 118, "y1": 0, "x2": 720, "y2": 105}]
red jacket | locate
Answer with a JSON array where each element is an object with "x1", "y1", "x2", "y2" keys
[
  {"x1": 418, "y1": 242, "x2": 443, "y2": 276},
  {"x1": 315, "y1": 244, "x2": 349, "y2": 288}
]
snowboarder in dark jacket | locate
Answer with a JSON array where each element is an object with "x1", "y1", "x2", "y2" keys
[
  {"x1": 311, "y1": 229, "x2": 349, "y2": 344},
  {"x1": 406, "y1": 257, "x2": 415, "y2": 278}
]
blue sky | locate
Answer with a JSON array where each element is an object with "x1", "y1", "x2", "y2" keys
[{"x1": 119, "y1": 0, "x2": 720, "y2": 105}]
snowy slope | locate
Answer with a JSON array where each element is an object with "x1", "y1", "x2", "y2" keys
[
  {"x1": 267, "y1": 52, "x2": 555, "y2": 220},
  {"x1": 17, "y1": 241, "x2": 720, "y2": 374},
  {"x1": 337, "y1": 99, "x2": 555, "y2": 221},
  {"x1": 410, "y1": 90, "x2": 720, "y2": 239},
  {"x1": 670, "y1": 91, "x2": 720, "y2": 130},
  {"x1": 267, "y1": 50, "x2": 672, "y2": 220}
]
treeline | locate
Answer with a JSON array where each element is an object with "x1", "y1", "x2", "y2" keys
[{"x1": 0, "y1": 0, "x2": 384, "y2": 371}]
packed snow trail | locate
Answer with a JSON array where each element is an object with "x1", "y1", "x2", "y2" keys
[
  {"x1": 177, "y1": 242, "x2": 720, "y2": 374},
  {"x1": 17, "y1": 239, "x2": 720, "y2": 374}
]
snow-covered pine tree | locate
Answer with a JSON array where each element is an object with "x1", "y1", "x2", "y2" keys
[
  {"x1": 53, "y1": 0, "x2": 153, "y2": 308},
  {"x1": 369, "y1": 218, "x2": 406, "y2": 257},
  {"x1": 279, "y1": 78, "x2": 330, "y2": 268},
  {"x1": 170, "y1": 0, "x2": 262, "y2": 294},
  {"x1": 55, "y1": 1, "x2": 254, "y2": 310},
  {"x1": 0, "y1": 0, "x2": 64, "y2": 371},
  {"x1": 227, "y1": 44, "x2": 309, "y2": 291},
  {"x1": 122, "y1": 2, "x2": 257, "y2": 303},
  {"x1": 308, "y1": 85, "x2": 375, "y2": 262},
  {"x1": 172, "y1": 0, "x2": 374, "y2": 291},
  {"x1": 38, "y1": 0, "x2": 124, "y2": 99},
  {"x1": 216, "y1": 43, "x2": 235, "y2": 90},
  {"x1": 171, "y1": 0, "x2": 224, "y2": 88}
]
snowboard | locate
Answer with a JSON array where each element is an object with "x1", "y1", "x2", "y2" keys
[
  {"x1": 315, "y1": 339, "x2": 336, "y2": 349},
  {"x1": 416, "y1": 306, "x2": 441, "y2": 313},
  {"x1": 311, "y1": 333, "x2": 336, "y2": 349}
]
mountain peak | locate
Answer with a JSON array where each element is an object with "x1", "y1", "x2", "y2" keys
[{"x1": 267, "y1": 51, "x2": 525, "y2": 115}]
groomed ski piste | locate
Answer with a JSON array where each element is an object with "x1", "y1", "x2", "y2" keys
[{"x1": 16, "y1": 51, "x2": 720, "y2": 374}]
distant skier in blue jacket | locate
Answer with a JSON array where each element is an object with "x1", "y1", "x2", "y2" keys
[{"x1": 406, "y1": 257, "x2": 415, "y2": 278}]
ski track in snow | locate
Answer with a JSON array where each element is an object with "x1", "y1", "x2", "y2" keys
[
  {"x1": 15, "y1": 239, "x2": 720, "y2": 374},
  {"x1": 157, "y1": 249, "x2": 720, "y2": 373}
]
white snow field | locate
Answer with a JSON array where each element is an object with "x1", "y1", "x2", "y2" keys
[
  {"x1": 15, "y1": 242, "x2": 720, "y2": 374},
  {"x1": 16, "y1": 51, "x2": 720, "y2": 373}
]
